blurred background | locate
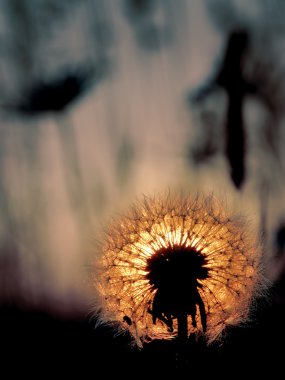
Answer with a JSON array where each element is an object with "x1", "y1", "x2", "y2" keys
[{"x1": 1, "y1": 0, "x2": 285, "y2": 375}]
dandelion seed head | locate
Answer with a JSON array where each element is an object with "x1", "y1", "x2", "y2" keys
[{"x1": 94, "y1": 193, "x2": 264, "y2": 347}]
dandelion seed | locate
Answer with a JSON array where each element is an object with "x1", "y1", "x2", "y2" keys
[{"x1": 94, "y1": 193, "x2": 264, "y2": 348}]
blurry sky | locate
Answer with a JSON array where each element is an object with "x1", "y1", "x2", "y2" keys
[{"x1": 1, "y1": 0, "x2": 285, "y2": 315}]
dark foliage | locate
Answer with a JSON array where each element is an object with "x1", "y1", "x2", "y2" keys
[
  {"x1": 191, "y1": 30, "x2": 258, "y2": 189},
  {"x1": 16, "y1": 69, "x2": 94, "y2": 114}
]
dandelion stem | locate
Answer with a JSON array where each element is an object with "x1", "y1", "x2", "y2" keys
[
  {"x1": 177, "y1": 313, "x2": 188, "y2": 343},
  {"x1": 176, "y1": 313, "x2": 189, "y2": 370}
]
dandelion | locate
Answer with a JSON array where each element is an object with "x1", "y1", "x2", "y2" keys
[{"x1": 94, "y1": 193, "x2": 264, "y2": 348}]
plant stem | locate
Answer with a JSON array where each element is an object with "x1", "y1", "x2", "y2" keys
[
  {"x1": 178, "y1": 313, "x2": 188, "y2": 343},
  {"x1": 176, "y1": 313, "x2": 188, "y2": 370}
]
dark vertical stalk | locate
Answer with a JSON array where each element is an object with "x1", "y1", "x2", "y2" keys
[
  {"x1": 226, "y1": 95, "x2": 245, "y2": 189},
  {"x1": 176, "y1": 313, "x2": 188, "y2": 370},
  {"x1": 216, "y1": 30, "x2": 254, "y2": 189},
  {"x1": 178, "y1": 313, "x2": 188, "y2": 343}
]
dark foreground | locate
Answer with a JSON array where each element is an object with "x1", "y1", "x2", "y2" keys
[{"x1": 1, "y1": 283, "x2": 285, "y2": 377}]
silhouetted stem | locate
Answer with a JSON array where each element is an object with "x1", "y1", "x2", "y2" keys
[
  {"x1": 176, "y1": 313, "x2": 188, "y2": 370},
  {"x1": 177, "y1": 313, "x2": 188, "y2": 343}
]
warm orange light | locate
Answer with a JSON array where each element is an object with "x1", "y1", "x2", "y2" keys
[{"x1": 95, "y1": 193, "x2": 264, "y2": 347}]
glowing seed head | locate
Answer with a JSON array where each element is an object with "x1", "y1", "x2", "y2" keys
[{"x1": 95, "y1": 193, "x2": 264, "y2": 348}]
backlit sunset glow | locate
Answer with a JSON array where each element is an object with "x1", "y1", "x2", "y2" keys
[{"x1": 95, "y1": 193, "x2": 263, "y2": 347}]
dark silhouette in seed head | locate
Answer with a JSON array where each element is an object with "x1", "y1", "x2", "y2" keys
[
  {"x1": 123, "y1": 315, "x2": 132, "y2": 326},
  {"x1": 146, "y1": 245, "x2": 208, "y2": 335}
]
